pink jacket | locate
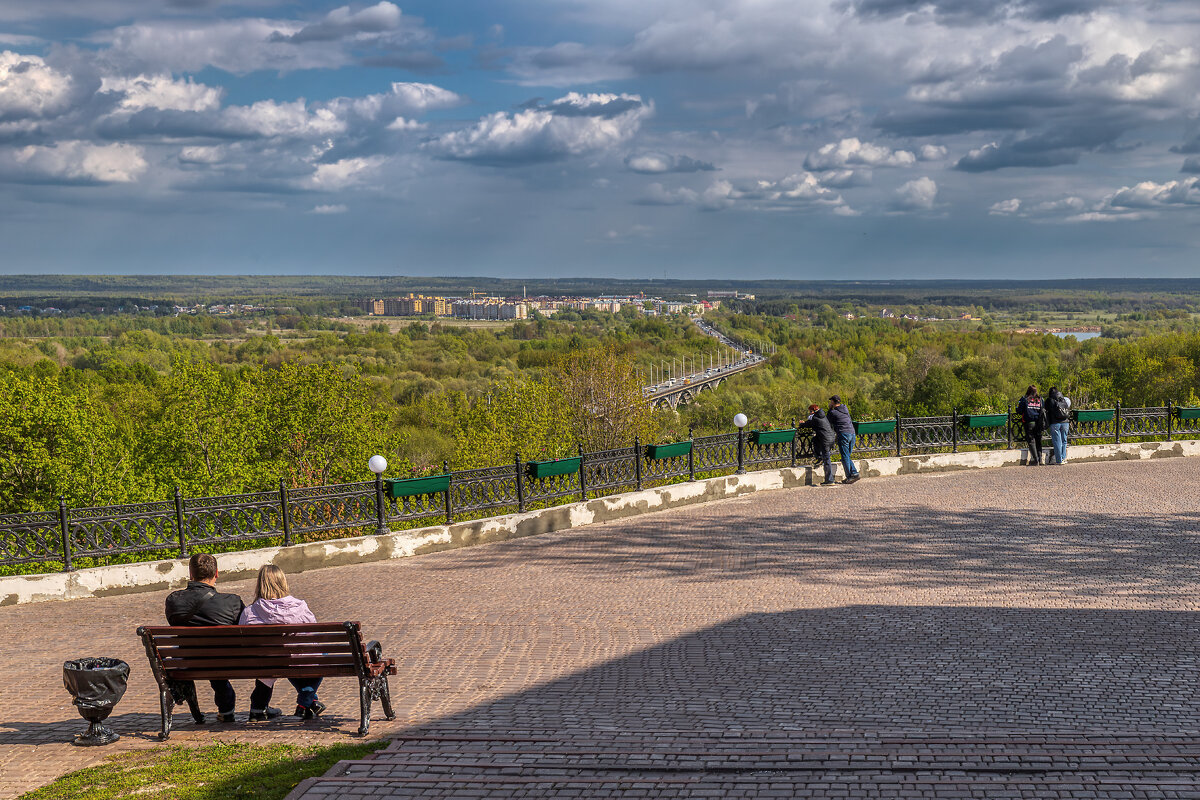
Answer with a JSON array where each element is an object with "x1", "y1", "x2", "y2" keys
[{"x1": 238, "y1": 596, "x2": 316, "y2": 626}]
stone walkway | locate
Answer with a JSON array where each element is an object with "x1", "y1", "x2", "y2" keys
[{"x1": 5, "y1": 457, "x2": 1200, "y2": 798}]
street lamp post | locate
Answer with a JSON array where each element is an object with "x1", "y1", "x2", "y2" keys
[
  {"x1": 734, "y1": 413, "x2": 748, "y2": 474},
  {"x1": 369, "y1": 455, "x2": 388, "y2": 534}
]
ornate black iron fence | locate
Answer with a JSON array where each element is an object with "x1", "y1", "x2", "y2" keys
[{"x1": 3, "y1": 402, "x2": 1198, "y2": 573}]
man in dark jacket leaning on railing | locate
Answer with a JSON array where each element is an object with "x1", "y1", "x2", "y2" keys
[
  {"x1": 800, "y1": 404, "x2": 838, "y2": 486},
  {"x1": 165, "y1": 553, "x2": 246, "y2": 723},
  {"x1": 827, "y1": 395, "x2": 861, "y2": 484}
]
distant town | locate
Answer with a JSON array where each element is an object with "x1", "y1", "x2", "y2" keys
[{"x1": 354, "y1": 291, "x2": 755, "y2": 320}]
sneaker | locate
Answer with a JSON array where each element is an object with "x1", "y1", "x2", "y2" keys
[
  {"x1": 820, "y1": 480, "x2": 837, "y2": 486},
  {"x1": 216, "y1": 712, "x2": 236, "y2": 723},
  {"x1": 248, "y1": 707, "x2": 282, "y2": 722},
  {"x1": 302, "y1": 701, "x2": 327, "y2": 720},
  {"x1": 843, "y1": 475, "x2": 860, "y2": 484}
]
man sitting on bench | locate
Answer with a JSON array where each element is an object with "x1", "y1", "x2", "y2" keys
[{"x1": 164, "y1": 553, "x2": 246, "y2": 723}]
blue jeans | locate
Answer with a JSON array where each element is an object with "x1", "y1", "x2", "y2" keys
[
  {"x1": 1049, "y1": 421, "x2": 1069, "y2": 464},
  {"x1": 836, "y1": 432, "x2": 858, "y2": 478},
  {"x1": 250, "y1": 678, "x2": 323, "y2": 711},
  {"x1": 210, "y1": 680, "x2": 235, "y2": 715}
]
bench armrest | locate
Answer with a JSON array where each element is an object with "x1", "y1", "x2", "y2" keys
[{"x1": 365, "y1": 639, "x2": 383, "y2": 664}]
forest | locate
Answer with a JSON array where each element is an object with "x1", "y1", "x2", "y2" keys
[{"x1": 4, "y1": 291, "x2": 1200, "y2": 514}]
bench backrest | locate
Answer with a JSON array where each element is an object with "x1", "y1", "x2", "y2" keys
[{"x1": 137, "y1": 622, "x2": 369, "y2": 682}]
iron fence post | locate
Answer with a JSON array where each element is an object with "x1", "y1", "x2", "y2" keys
[
  {"x1": 515, "y1": 453, "x2": 525, "y2": 513},
  {"x1": 952, "y1": 409, "x2": 958, "y2": 453},
  {"x1": 1115, "y1": 401, "x2": 1121, "y2": 445},
  {"x1": 374, "y1": 473, "x2": 387, "y2": 535},
  {"x1": 735, "y1": 428, "x2": 746, "y2": 475},
  {"x1": 174, "y1": 486, "x2": 187, "y2": 557},
  {"x1": 577, "y1": 444, "x2": 588, "y2": 500},
  {"x1": 634, "y1": 437, "x2": 644, "y2": 488},
  {"x1": 1168, "y1": 400, "x2": 1174, "y2": 442},
  {"x1": 443, "y1": 460, "x2": 453, "y2": 525},
  {"x1": 1007, "y1": 403, "x2": 1013, "y2": 450},
  {"x1": 688, "y1": 427, "x2": 696, "y2": 480},
  {"x1": 790, "y1": 419, "x2": 798, "y2": 468},
  {"x1": 58, "y1": 495, "x2": 72, "y2": 572},
  {"x1": 895, "y1": 412, "x2": 902, "y2": 457},
  {"x1": 279, "y1": 478, "x2": 292, "y2": 547}
]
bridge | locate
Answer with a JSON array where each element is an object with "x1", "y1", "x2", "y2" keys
[
  {"x1": 9, "y1": 456, "x2": 1200, "y2": 799},
  {"x1": 642, "y1": 318, "x2": 768, "y2": 409}
]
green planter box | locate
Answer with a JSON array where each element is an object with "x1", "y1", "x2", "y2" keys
[
  {"x1": 961, "y1": 413, "x2": 1010, "y2": 429},
  {"x1": 386, "y1": 473, "x2": 450, "y2": 499},
  {"x1": 1072, "y1": 409, "x2": 1114, "y2": 422},
  {"x1": 750, "y1": 428, "x2": 796, "y2": 445},
  {"x1": 527, "y1": 457, "x2": 581, "y2": 479},
  {"x1": 1176, "y1": 407, "x2": 1200, "y2": 420},
  {"x1": 854, "y1": 420, "x2": 895, "y2": 435},
  {"x1": 645, "y1": 441, "x2": 692, "y2": 460}
]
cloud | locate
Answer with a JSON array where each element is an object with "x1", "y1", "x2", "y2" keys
[
  {"x1": 425, "y1": 92, "x2": 652, "y2": 166},
  {"x1": 625, "y1": 151, "x2": 715, "y2": 173},
  {"x1": 635, "y1": 181, "x2": 699, "y2": 205},
  {"x1": 267, "y1": 2, "x2": 403, "y2": 44},
  {"x1": 918, "y1": 144, "x2": 948, "y2": 161},
  {"x1": 637, "y1": 171, "x2": 847, "y2": 213},
  {"x1": 1181, "y1": 156, "x2": 1200, "y2": 174},
  {"x1": 989, "y1": 197, "x2": 1021, "y2": 215},
  {"x1": 846, "y1": 0, "x2": 1119, "y2": 24},
  {"x1": 892, "y1": 176, "x2": 938, "y2": 210},
  {"x1": 310, "y1": 203, "x2": 348, "y2": 214},
  {"x1": 804, "y1": 138, "x2": 916, "y2": 170},
  {"x1": 0, "y1": 51, "x2": 78, "y2": 122},
  {"x1": 2, "y1": 140, "x2": 146, "y2": 183},
  {"x1": 1104, "y1": 179, "x2": 1200, "y2": 210},
  {"x1": 306, "y1": 156, "x2": 384, "y2": 190},
  {"x1": 101, "y1": 74, "x2": 222, "y2": 113}
]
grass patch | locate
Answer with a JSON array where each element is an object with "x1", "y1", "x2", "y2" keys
[{"x1": 19, "y1": 741, "x2": 387, "y2": 800}]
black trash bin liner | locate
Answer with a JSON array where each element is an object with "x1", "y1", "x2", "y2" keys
[{"x1": 63, "y1": 658, "x2": 130, "y2": 712}]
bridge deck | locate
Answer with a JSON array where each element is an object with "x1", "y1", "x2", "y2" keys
[{"x1": 5, "y1": 457, "x2": 1200, "y2": 798}]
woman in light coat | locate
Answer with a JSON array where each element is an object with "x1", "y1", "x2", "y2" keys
[{"x1": 239, "y1": 565, "x2": 325, "y2": 720}]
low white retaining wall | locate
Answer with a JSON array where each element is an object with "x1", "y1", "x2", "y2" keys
[{"x1": 3, "y1": 439, "x2": 1198, "y2": 606}]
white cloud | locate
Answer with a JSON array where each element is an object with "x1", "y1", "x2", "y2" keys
[
  {"x1": 221, "y1": 99, "x2": 345, "y2": 138},
  {"x1": 637, "y1": 181, "x2": 699, "y2": 205},
  {"x1": 310, "y1": 203, "x2": 348, "y2": 214},
  {"x1": 386, "y1": 117, "x2": 426, "y2": 131},
  {"x1": 989, "y1": 198, "x2": 1021, "y2": 215},
  {"x1": 306, "y1": 156, "x2": 384, "y2": 190},
  {"x1": 6, "y1": 140, "x2": 147, "y2": 183},
  {"x1": 918, "y1": 144, "x2": 947, "y2": 161},
  {"x1": 332, "y1": 82, "x2": 463, "y2": 121},
  {"x1": 805, "y1": 138, "x2": 916, "y2": 171},
  {"x1": 426, "y1": 92, "x2": 652, "y2": 165},
  {"x1": 0, "y1": 51, "x2": 76, "y2": 121},
  {"x1": 178, "y1": 145, "x2": 225, "y2": 164},
  {"x1": 271, "y1": 2, "x2": 403, "y2": 44},
  {"x1": 1105, "y1": 178, "x2": 1200, "y2": 209},
  {"x1": 102, "y1": 74, "x2": 222, "y2": 113},
  {"x1": 893, "y1": 176, "x2": 938, "y2": 210}
]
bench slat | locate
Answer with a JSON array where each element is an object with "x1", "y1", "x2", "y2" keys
[
  {"x1": 151, "y1": 633, "x2": 351, "y2": 647},
  {"x1": 158, "y1": 644, "x2": 355, "y2": 658},
  {"x1": 166, "y1": 666, "x2": 360, "y2": 680},
  {"x1": 162, "y1": 655, "x2": 357, "y2": 668},
  {"x1": 142, "y1": 623, "x2": 355, "y2": 635}
]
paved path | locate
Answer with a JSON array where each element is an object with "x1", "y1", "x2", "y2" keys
[{"x1": 5, "y1": 457, "x2": 1200, "y2": 798}]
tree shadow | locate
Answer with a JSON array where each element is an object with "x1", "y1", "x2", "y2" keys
[{"x1": 427, "y1": 503, "x2": 1200, "y2": 601}]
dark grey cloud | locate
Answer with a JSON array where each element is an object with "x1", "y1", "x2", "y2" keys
[
  {"x1": 1181, "y1": 157, "x2": 1200, "y2": 174},
  {"x1": 267, "y1": 2, "x2": 405, "y2": 44},
  {"x1": 954, "y1": 120, "x2": 1129, "y2": 172}
]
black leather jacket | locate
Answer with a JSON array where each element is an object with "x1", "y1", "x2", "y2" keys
[
  {"x1": 801, "y1": 409, "x2": 836, "y2": 443},
  {"x1": 165, "y1": 581, "x2": 245, "y2": 627}
]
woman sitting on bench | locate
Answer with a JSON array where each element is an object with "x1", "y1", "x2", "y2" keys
[{"x1": 239, "y1": 565, "x2": 326, "y2": 720}]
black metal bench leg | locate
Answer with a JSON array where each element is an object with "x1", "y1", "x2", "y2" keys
[
  {"x1": 159, "y1": 689, "x2": 173, "y2": 740},
  {"x1": 380, "y1": 675, "x2": 396, "y2": 721},
  {"x1": 357, "y1": 682, "x2": 371, "y2": 737}
]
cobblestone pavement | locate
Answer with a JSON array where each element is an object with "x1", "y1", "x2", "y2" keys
[{"x1": 6, "y1": 458, "x2": 1200, "y2": 798}]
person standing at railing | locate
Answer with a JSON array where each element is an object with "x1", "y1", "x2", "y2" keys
[
  {"x1": 827, "y1": 395, "x2": 860, "y2": 484},
  {"x1": 1045, "y1": 387, "x2": 1072, "y2": 465},
  {"x1": 1016, "y1": 385, "x2": 1046, "y2": 466},
  {"x1": 800, "y1": 403, "x2": 837, "y2": 486}
]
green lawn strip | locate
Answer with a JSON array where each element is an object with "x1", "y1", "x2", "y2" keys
[{"x1": 19, "y1": 740, "x2": 387, "y2": 800}]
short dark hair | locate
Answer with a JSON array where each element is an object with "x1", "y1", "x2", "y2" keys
[
  {"x1": 829, "y1": 395, "x2": 841, "y2": 404},
  {"x1": 189, "y1": 553, "x2": 217, "y2": 582}
]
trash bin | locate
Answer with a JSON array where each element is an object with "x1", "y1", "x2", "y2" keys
[{"x1": 63, "y1": 657, "x2": 129, "y2": 746}]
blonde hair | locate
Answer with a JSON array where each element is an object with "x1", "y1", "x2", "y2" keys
[{"x1": 254, "y1": 564, "x2": 290, "y2": 602}]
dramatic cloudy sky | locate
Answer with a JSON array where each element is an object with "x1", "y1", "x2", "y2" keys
[{"x1": 3, "y1": 0, "x2": 1200, "y2": 278}]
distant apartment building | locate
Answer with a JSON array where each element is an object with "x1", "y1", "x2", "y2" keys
[
  {"x1": 707, "y1": 290, "x2": 755, "y2": 299},
  {"x1": 358, "y1": 294, "x2": 449, "y2": 316},
  {"x1": 450, "y1": 300, "x2": 528, "y2": 320}
]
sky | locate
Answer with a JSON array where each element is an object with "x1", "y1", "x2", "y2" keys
[{"x1": 2, "y1": 0, "x2": 1200, "y2": 279}]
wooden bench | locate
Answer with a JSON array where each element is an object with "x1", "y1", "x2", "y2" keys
[{"x1": 137, "y1": 621, "x2": 396, "y2": 739}]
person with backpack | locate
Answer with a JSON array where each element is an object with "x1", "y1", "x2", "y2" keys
[
  {"x1": 1045, "y1": 387, "x2": 1072, "y2": 465},
  {"x1": 800, "y1": 403, "x2": 838, "y2": 485},
  {"x1": 1015, "y1": 385, "x2": 1046, "y2": 466},
  {"x1": 827, "y1": 395, "x2": 860, "y2": 484}
]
